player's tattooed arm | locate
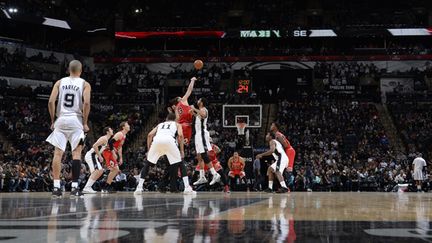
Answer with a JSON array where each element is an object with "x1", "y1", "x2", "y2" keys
[{"x1": 48, "y1": 80, "x2": 60, "y2": 130}]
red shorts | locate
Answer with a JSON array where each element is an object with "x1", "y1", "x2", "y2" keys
[
  {"x1": 196, "y1": 160, "x2": 222, "y2": 172},
  {"x1": 229, "y1": 170, "x2": 246, "y2": 178},
  {"x1": 285, "y1": 147, "x2": 296, "y2": 169},
  {"x1": 180, "y1": 123, "x2": 192, "y2": 145},
  {"x1": 102, "y1": 150, "x2": 118, "y2": 168}
]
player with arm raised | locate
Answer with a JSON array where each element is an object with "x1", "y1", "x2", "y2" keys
[
  {"x1": 134, "y1": 112, "x2": 195, "y2": 194},
  {"x1": 256, "y1": 132, "x2": 290, "y2": 193},
  {"x1": 174, "y1": 77, "x2": 197, "y2": 145},
  {"x1": 191, "y1": 97, "x2": 221, "y2": 186},
  {"x1": 46, "y1": 60, "x2": 91, "y2": 198}
]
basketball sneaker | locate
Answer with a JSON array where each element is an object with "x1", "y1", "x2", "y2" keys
[
  {"x1": 70, "y1": 188, "x2": 84, "y2": 198},
  {"x1": 102, "y1": 185, "x2": 116, "y2": 194},
  {"x1": 209, "y1": 173, "x2": 221, "y2": 186},
  {"x1": 276, "y1": 187, "x2": 289, "y2": 193},
  {"x1": 193, "y1": 177, "x2": 208, "y2": 185},
  {"x1": 134, "y1": 187, "x2": 145, "y2": 195},
  {"x1": 52, "y1": 187, "x2": 63, "y2": 198},
  {"x1": 183, "y1": 186, "x2": 197, "y2": 195},
  {"x1": 264, "y1": 188, "x2": 273, "y2": 193},
  {"x1": 224, "y1": 185, "x2": 231, "y2": 193},
  {"x1": 83, "y1": 187, "x2": 97, "y2": 194}
]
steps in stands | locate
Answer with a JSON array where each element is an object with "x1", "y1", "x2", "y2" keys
[
  {"x1": 375, "y1": 103, "x2": 406, "y2": 153},
  {"x1": 130, "y1": 105, "x2": 162, "y2": 150},
  {"x1": 256, "y1": 103, "x2": 277, "y2": 146}
]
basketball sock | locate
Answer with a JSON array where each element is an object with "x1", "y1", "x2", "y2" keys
[
  {"x1": 417, "y1": 185, "x2": 421, "y2": 190},
  {"x1": 269, "y1": 181, "x2": 273, "y2": 189},
  {"x1": 183, "y1": 176, "x2": 190, "y2": 188},
  {"x1": 280, "y1": 181, "x2": 287, "y2": 188},
  {"x1": 72, "y1": 159, "x2": 81, "y2": 184},
  {"x1": 72, "y1": 182, "x2": 78, "y2": 189},
  {"x1": 209, "y1": 167, "x2": 217, "y2": 176},
  {"x1": 137, "y1": 178, "x2": 145, "y2": 189},
  {"x1": 85, "y1": 179, "x2": 95, "y2": 188},
  {"x1": 54, "y1": 179, "x2": 61, "y2": 189},
  {"x1": 199, "y1": 169, "x2": 205, "y2": 178}
]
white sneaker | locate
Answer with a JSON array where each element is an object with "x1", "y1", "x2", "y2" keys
[
  {"x1": 83, "y1": 187, "x2": 97, "y2": 194},
  {"x1": 209, "y1": 173, "x2": 221, "y2": 186},
  {"x1": 193, "y1": 177, "x2": 208, "y2": 186},
  {"x1": 183, "y1": 186, "x2": 197, "y2": 195},
  {"x1": 134, "y1": 188, "x2": 144, "y2": 195}
]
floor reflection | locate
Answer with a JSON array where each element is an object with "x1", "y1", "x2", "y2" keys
[{"x1": 0, "y1": 193, "x2": 431, "y2": 242}]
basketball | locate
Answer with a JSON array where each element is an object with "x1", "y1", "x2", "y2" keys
[{"x1": 194, "y1": 59, "x2": 204, "y2": 70}]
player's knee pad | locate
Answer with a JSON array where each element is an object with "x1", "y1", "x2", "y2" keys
[{"x1": 200, "y1": 152, "x2": 210, "y2": 164}]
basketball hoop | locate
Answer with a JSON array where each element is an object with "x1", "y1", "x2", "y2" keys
[{"x1": 236, "y1": 122, "x2": 247, "y2": 135}]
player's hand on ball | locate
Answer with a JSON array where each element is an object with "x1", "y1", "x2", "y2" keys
[{"x1": 84, "y1": 124, "x2": 90, "y2": 132}]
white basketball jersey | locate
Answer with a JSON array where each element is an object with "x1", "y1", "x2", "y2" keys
[
  {"x1": 155, "y1": 121, "x2": 178, "y2": 139},
  {"x1": 56, "y1": 77, "x2": 85, "y2": 118},
  {"x1": 194, "y1": 108, "x2": 208, "y2": 134},
  {"x1": 272, "y1": 139, "x2": 286, "y2": 160}
]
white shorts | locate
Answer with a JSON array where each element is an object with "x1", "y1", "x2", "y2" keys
[
  {"x1": 270, "y1": 155, "x2": 288, "y2": 173},
  {"x1": 46, "y1": 116, "x2": 85, "y2": 151},
  {"x1": 194, "y1": 131, "x2": 212, "y2": 154},
  {"x1": 413, "y1": 170, "x2": 424, "y2": 181},
  {"x1": 147, "y1": 137, "x2": 182, "y2": 165},
  {"x1": 84, "y1": 151, "x2": 103, "y2": 173}
]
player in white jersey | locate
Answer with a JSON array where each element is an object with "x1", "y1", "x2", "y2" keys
[
  {"x1": 46, "y1": 60, "x2": 91, "y2": 198},
  {"x1": 191, "y1": 97, "x2": 221, "y2": 186},
  {"x1": 256, "y1": 132, "x2": 290, "y2": 193},
  {"x1": 82, "y1": 127, "x2": 113, "y2": 193},
  {"x1": 412, "y1": 155, "x2": 427, "y2": 192},
  {"x1": 134, "y1": 113, "x2": 195, "y2": 194}
]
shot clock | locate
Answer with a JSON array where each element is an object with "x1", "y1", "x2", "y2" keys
[{"x1": 236, "y1": 79, "x2": 251, "y2": 94}]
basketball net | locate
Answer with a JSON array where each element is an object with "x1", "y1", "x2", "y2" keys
[{"x1": 236, "y1": 122, "x2": 247, "y2": 135}]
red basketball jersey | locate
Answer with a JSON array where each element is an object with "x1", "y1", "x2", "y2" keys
[{"x1": 176, "y1": 102, "x2": 193, "y2": 124}]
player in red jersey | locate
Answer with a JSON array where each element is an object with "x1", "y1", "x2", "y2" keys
[
  {"x1": 102, "y1": 121, "x2": 130, "y2": 193},
  {"x1": 174, "y1": 77, "x2": 197, "y2": 145},
  {"x1": 194, "y1": 138, "x2": 230, "y2": 192},
  {"x1": 270, "y1": 122, "x2": 296, "y2": 172}
]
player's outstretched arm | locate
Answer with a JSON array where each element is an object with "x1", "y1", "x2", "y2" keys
[
  {"x1": 48, "y1": 80, "x2": 60, "y2": 130},
  {"x1": 177, "y1": 123, "x2": 185, "y2": 158},
  {"x1": 147, "y1": 126, "x2": 158, "y2": 150},
  {"x1": 257, "y1": 140, "x2": 276, "y2": 159},
  {"x1": 83, "y1": 81, "x2": 91, "y2": 132},
  {"x1": 181, "y1": 77, "x2": 197, "y2": 103}
]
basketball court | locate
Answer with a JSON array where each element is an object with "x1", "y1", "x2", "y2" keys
[{"x1": 0, "y1": 192, "x2": 430, "y2": 242}]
